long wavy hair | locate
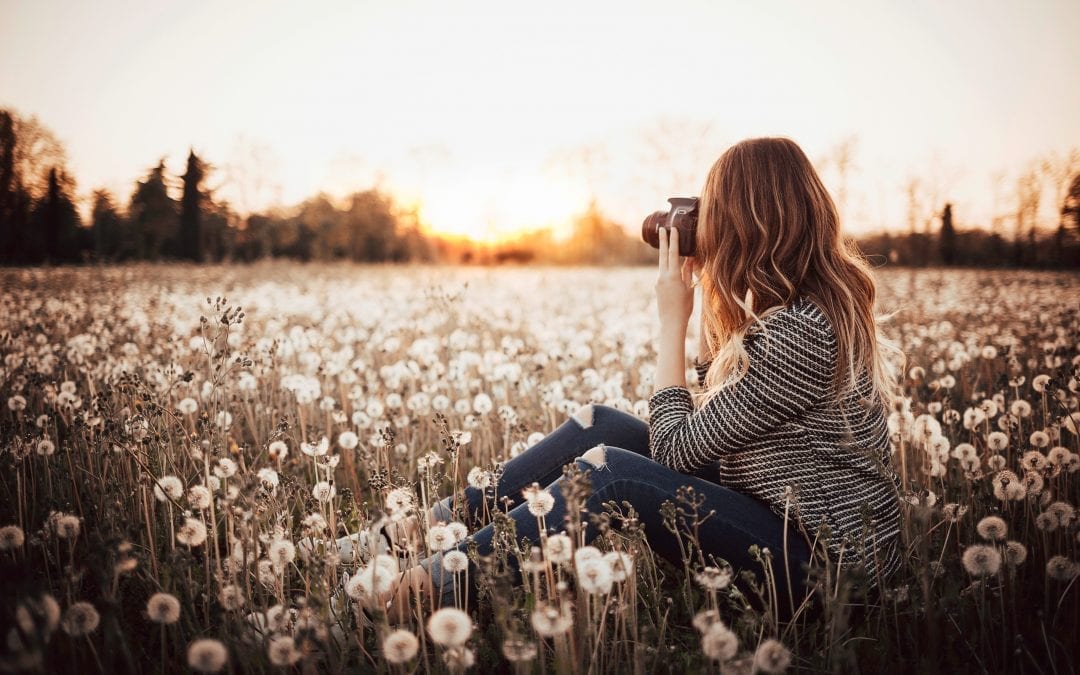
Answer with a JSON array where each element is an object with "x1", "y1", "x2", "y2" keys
[{"x1": 691, "y1": 137, "x2": 905, "y2": 418}]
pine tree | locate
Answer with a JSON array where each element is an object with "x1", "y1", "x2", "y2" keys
[
  {"x1": 179, "y1": 149, "x2": 206, "y2": 261},
  {"x1": 939, "y1": 203, "x2": 956, "y2": 265}
]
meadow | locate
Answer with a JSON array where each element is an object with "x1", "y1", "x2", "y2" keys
[{"x1": 0, "y1": 263, "x2": 1077, "y2": 674}]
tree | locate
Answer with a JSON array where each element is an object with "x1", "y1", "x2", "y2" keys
[
  {"x1": 90, "y1": 189, "x2": 126, "y2": 260},
  {"x1": 32, "y1": 167, "x2": 83, "y2": 263},
  {"x1": 179, "y1": 149, "x2": 206, "y2": 261},
  {"x1": 939, "y1": 203, "x2": 956, "y2": 266},
  {"x1": 128, "y1": 160, "x2": 177, "y2": 259}
]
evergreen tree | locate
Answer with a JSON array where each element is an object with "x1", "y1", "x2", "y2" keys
[
  {"x1": 90, "y1": 189, "x2": 125, "y2": 260},
  {"x1": 939, "y1": 203, "x2": 956, "y2": 265},
  {"x1": 178, "y1": 149, "x2": 206, "y2": 261},
  {"x1": 0, "y1": 110, "x2": 18, "y2": 262},
  {"x1": 32, "y1": 167, "x2": 83, "y2": 263},
  {"x1": 128, "y1": 160, "x2": 177, "y2": 259}
]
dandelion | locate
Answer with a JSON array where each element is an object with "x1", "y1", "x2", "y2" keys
[
  {"x1": 385, "y1": 486, "x2": 416, "y2": 515},
  {"x1": 257, "y1": 467, "x2": 279, "y2": 489},
  {"x1": 146, "y1": 592, "x2": 180, "y2": 624},
  {"x1": 267, "y1": 636, "x2": 302, "y2": 666},
  {"x1": 753, "y1": 638, "x2": 793, "y2": 674},
  {"x1": 426, "y1": 607, "x2": 473, "y2": 647},
  {"x1": 992, "y1": 470, "x2": 1025, "y2": 501},
  {"x1": 1020, "y1": 450, "x2": 1047, "y2": 472},
  {"x1": 61, "y1": 601, "x2": 100, "y2": 636},
  {"x1": 1045, "y1": 556, "x2": 1078, "y2": 581},
  {"x1": 1032, "y1": 374, "x2": 1051, "y2": 392},
  {"x1": 466, "y1": 466, "x2": 493, "y2": 489},
  {"x1": 55, "y1": 514, "x2": 81, "y2": 540},
  {"x1": 176, "y1": 518, "x2": 208, "y2": 547},
  {"x1": 975, "y1": 515, "x2": 1008, "y2": 541},
  {"x1": 1003, "y1": 541, "x2": 1028, "y2": 567},
  {"x1": 0, "y1": 525, "x2": 25, "y2": 550},
  {"x1": 300, "y1": 437, "x2": 330, "y2": 457},
  {"x1": 1029, "y1": 430, "x2": 1050, "y2": 448},
  {"x1": 530, "y1": 602, "x2": 574, "y2": 637},
  {"x1": 36, "y1": 438, "x2": 55, "y2": 456},
  {"x1": 701, "y1": 621, "x2": 739, "y2": 661},
  {"x1": 1010, "y1": 399, "x2": 1032, "y2": 418},
  {"x1": 269, "y1": 539, "x2": 296, "y2": 567},
  {"x1": 268, "y1": 440, "x2": 288, "y2": 460},
  {"x1": 1044, "y1": 501, "x2": 1077, "y2": 529},
  {"x1": 450, "y1": 430, "x2": 472, "y2": 446},
  {"x1": 8, "y1": 394, "x2": 27, "y2": 411},
  {"x1": 337, "y1": 430, "x2": 359, "y2": 450},
  {"x1": 427, "y1": 524, "x2": 456, "y2": 552},
  {"x1": 502, "y1": 636, "x2": 538, "y2": 662},
  {"x1": 443, "y1": 645, "x2": 476, "y2": 669},
  {"x1": 446, "y1": 521, "x2": 468, "y2": 542},
  {"x1": 695, "y1": 565, "x2": 733, "y2": 591},
  {"x1": 382, "y1": 629, "x2": 420, "y2": 664},
  {"x1": 187, "y1": 485, "x2": 212, "y2": 510},
  {"x1": 987, "y1": 455, "x2": 1007, "y2": 471},
  {"x1": 213, "y1": 457, "x2": 238, "y2": 478},
  {"x1": 1047, "y1": 446, "x2": 1070, "y2": 466},
  {"x1": 187, "y1": 638, "x2": 229, "y2": 673},
  {"x1": 312, "y1": 481, "x2": 336, "y2": 502},
  {"x1": 473, "y1": 393, "x2": 493, "y2": 414},
  {"x1": 152, "y1": 475, "x2": 184, "y2": 502},
  {"x1": 603, "y1": 551, "x2": 634, "y2": 582},
  {"x1": 576, "y1": 557, "x2": 613, "y2": 594},
  {"x1": 218, "y1": 584, "x2": 245, "y2": 610},
  {"x1": 961, "y1": 544, "x2": 1002, "y2": 577},
  {"x1": 443, "y1": 550, "x2": 469, "y2": 573},
  {"x1": 346, "y1": 555, "x2": 398, "y2": 599},
  {"x1": 987, "y1": 431, "x2": 1009, "y2": 452},
  {"x1": 545, "y1": 534, "x2": 573, "y2": 564},
  {"x1": 177, "y1": 397, "x2": 198, "y2": 415},
  {"x1": 522, "y1": 483, "x2": 555, "y2": 517}
]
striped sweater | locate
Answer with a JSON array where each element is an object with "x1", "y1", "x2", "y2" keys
[{"x1": 647, "y1": 294, "x2": 903, "y2": 590}]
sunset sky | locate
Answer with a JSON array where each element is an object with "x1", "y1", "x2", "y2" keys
[{"x1": 2, "y1": 0, "x2": 1078, "y2": 242}]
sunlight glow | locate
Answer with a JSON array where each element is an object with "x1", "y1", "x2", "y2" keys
[{"x1": 414, "y1": 170, "x2": 592, "y2": 244}]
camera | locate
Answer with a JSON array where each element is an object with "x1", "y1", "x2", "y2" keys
[{"x1": 642, "y1": 197, "x2": 699, "y2": 256}]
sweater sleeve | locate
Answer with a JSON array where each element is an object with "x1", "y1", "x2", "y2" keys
[
  {"x1": 692, "y1": 356, "x2": 712, "y2": 386},
  {"x1": 648, "y1": 309, "x2": 837, "y2": 474}
]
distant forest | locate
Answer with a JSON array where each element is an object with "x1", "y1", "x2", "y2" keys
[{"x1": 2, "y1": 108, "x2": 1079, "y2": 268}]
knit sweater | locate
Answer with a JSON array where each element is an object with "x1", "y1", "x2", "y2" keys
[{"x1": 647, "y1": 295, "x2": 903, "y2": 590}]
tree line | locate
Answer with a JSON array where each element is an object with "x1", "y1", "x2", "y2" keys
[{"x1": 1, "y1": 107, "x2": 1078, "y2": 268}]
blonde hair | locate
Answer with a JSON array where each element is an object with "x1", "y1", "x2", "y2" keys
[{"x1": 691, "y1": 137, "x2": 905, "y2": 418}]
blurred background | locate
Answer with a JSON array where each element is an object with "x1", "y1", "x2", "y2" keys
[{"x1": 1, "y1": 0, "x2": 1078, "y2": 268}]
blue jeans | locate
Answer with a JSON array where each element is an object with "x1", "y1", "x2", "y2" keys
[{"x1": 418, "y1": 404, "x2": 812, "y2": 618}]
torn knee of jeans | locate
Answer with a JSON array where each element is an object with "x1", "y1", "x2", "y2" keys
[
  {"x1": 579, "y1": 443, "x2": 607, "y2": 468},
  {"x1": 571, "y1": 404, "x2": 594, "y2": 429}
]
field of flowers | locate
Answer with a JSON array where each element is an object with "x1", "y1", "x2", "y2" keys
[{"x1": 0, "y1": 262, "x2": 1077, "y2": 674}]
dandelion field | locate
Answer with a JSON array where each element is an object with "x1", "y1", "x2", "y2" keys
[{"x1": 0, "y1": 263, "x2": 1078, "y2": 674}]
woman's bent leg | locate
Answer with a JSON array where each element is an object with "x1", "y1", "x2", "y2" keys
[
  {"x1": 421, "y1": 444, "x2": 812, "y2": 620},
  {"x1": 430, "y1": 404, "x2": 651, "y2": 524}
]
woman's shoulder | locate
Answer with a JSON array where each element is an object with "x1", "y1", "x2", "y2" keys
[{"x1": 749, "y1": 294, "x2": 835, "y2": 343}]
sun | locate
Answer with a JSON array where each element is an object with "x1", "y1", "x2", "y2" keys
[{"x1": 414, "y1": 170, "x2": 591, "y2": 244}]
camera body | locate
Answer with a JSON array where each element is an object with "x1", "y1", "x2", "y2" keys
[{"x1": 642, "y1": 197, "x2": 699, "y2": 256}]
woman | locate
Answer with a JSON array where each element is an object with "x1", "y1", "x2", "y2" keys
[{"x1": 374, "y1": 136, "x2": 906, "y2": 623}]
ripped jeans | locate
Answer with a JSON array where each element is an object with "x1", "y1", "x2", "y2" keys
[{"x1": 418, "y1": 404, "x2": 813, "y2": 618}]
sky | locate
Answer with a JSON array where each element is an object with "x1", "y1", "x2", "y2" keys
[{"x1": 1, "y1": 0, "x2": 1078, "y2": 241}]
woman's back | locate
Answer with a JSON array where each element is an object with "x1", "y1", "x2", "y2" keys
[{"x1": 649, "y1": 295, "x2": 903, "y2": 589}]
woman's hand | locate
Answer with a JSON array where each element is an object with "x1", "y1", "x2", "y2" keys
[{"x1": 655, "y1": 226, "x2": 695, "y2": 334}]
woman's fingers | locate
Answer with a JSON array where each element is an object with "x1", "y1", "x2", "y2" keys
[
  {"x1": 668, "y1": 226, "x2": 680, "y2": 270},
  {"x1": 658, "y1": 225, "x2": 668, "y2": 273}
]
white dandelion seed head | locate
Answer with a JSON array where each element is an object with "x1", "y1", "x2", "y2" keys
[
  {"x1": 312, "y1": 481, "x2": 336, "y2": 503},
  {"x1": 146, "y1": 592, "x2": 180, "y2": 624},
  {"x1": 753, "y1": 638, "x2": 792, "y2": 674},
  {"x1": 337, "y1": 430, "x2": 359, "y2": 450},
  {"x1": 176, "y1": 518, "x2": 208, "y2": 547},
  {"x1": 0, "y1": 525, "x2": 26, "y2": 551},
  {"x1": 267, "y1": 635, "x2": 302, "y2": 666},
  {"x1": 975, "y1": 515, "x2": 1008, "y2": 541},
  {"x1": 701, "y1": 621, "x2": 738, "y2": 661},
  {"x1": 575, "y1": 557, "x2": 613, "y2": 594},
  {"x1": 61, "y1": 601, "x2": 100, "y2": 637},
  {"x1": 442, "y1": 550, "x2": 469, "y2": 574},
  {"x1": 530, "y1": 602, "x2": 574, "y2": 637},
  {"x1": 426, "y1": 607, "x2": 473, "y2": 647},
  {"x1": 382, "y1": 629, "x2": 420, "y2": 664},
  {"x1": 602, "y1": 551, "x2": 634, "y2": 582},
  {"x1": 187, "y1": 638, "x2": 228, "y2": 673},
  {"x1": 1003, "y1": 540, "x2": 1028, "y2": 566},
  {"x1": 544, "y1": 534, "x2": 573, "y2": 564},
  {"x1": 961, "y1": 544, "x2": 1002, "y2": 577}
]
